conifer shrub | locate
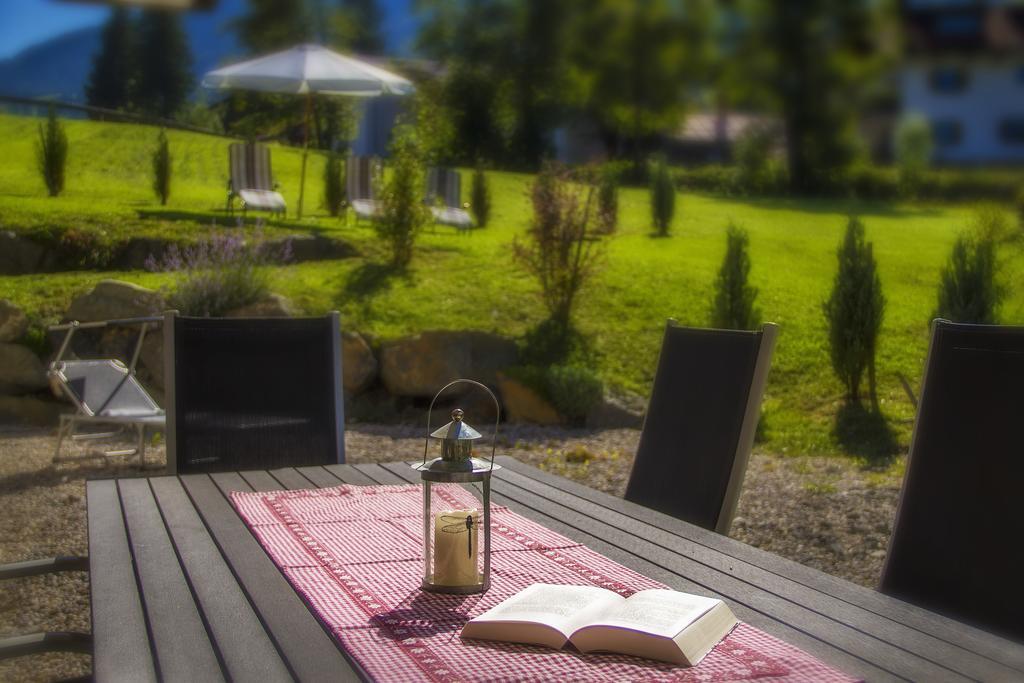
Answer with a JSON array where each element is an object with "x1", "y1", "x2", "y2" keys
[
  {"x1": 935, "y1": 234, "x2": 1003, "y2": 324},
  {"x1": 650, "y1": 156, "x2": 675, "y2": 236},
  {"x1": 471, "y1": 165, "x2": 491, "y2": 228},
  {"x1": 377, "y1": 125, "x2": 431, "y2": 268},
  {"x1": 823, "y1": 217, "x2": 885, "y2": 405},
  {"x1": 324, "y1": 152, "x2": 345, "y2": 217},
  {"x1": 711, "y1": 222, "x2": 761, "y2": 330},
  {"x1": 152, "y1": 129, "x2": 172, "y2": 206},
  {"x1": 37, "y1": 106, "x2": 68, "y2": 197},
  {"x1": 596, "y1": 167, "x2": 618, "y2": 234}
]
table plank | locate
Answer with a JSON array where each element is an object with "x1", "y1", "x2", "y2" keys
[
  {"x1": 117, "y1": 478, "x2": 225, "y2": 681},
  {"x1": 353, "y1": 462, "x2": 407, "y2": 485},
  {"x1": 181, "y1": 473, "x2": 361, "y2": 682},
  {"x1": 324, "y1": 463, "x2": 377, "y2": 486},
  {"x1": 497, "y1": 456, "x2": 1024, "y2": 673},
  {"x1": 295, "y1": 465, "x2": 347, "y2": 488},
  {"x1": 87, "y1": 479, "x2": 158, "y2": 683},
  {"x1": 493, "y1": 464, "x2": 1021, "y2": 682},
  {"x1": 240, "y1": 470, "x2": 285, "y2": 492},
  {"x1": 149, "y1": 476, "x2": 292, "y2": 683},
  {"x1": 268, "y1": 467, "x2": 318, "y2": 491}
]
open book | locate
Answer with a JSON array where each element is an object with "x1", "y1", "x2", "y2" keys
[{"x1": 461, "y1": 583, "x2": 737, "y2": 666}]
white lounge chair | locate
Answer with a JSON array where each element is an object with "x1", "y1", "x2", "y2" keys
[
  {"x1": 347, "y1": 155, "x2": 383, "y2": 222},
  {"x1": 49, "y1": 318, "x2": 165, "y2": 465},
  {"x1": 426, "y1": 167, "x2": 473, "y2": 231},
  {"x1": 227, "y1": 142, "x2": 287, "y2": 216}
]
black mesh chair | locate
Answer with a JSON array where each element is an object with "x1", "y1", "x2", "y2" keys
[
  {"x1": 880, "y1": 320, "x2": 1024, "y2": 641},
  {"x1": 164, "y1": 312, "x2": 345, "y2": 474},
  {"x1": 624, "y1": 321, "x2": 778, "y2": 534}
]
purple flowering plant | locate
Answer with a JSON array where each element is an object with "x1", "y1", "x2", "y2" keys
[{"x1": 145, "y1": 227, "x2": 292, "y2": 317}]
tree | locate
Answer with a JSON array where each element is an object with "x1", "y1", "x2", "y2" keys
[
  {"x1": 470, "y1": 165, "x2": 491, "y2": 227},
  {"x1": 735, "y1": 0, "x2": 885, "y2": 194},
  {"x1": 571, "y1": 0, "x2": 714, "y2": 167},
  {"x1": 152, "y1": 129, "x2": 172, "y2": 205},
  {"x1": 37, "y1": 106, "x2": 68, "y2": 197},
  {"x1": 894, "y1": 114, "x2": 933, "y2": 196},
  {"x1": 336, "y1": 0, "x2": 385, "y2": 54},
  {"x1": 514, "y1": 163, "x2": 602, "y2": 334},
  {"x1": 323, "y1": 152, "x2": 345, "y2": 217},
  {"x1": 135, "y1": 10, "x2": 194, "y2": 119},
  {"x1": 711, "y1": 222, "x2": 761, "y2": 330},
  {"x1": 235, "y1": 0, "x2": 311, "y2": 53},
  {"x1": 376, "y1": 126, "x2": 431, "y2": 267},
  {"x1": 823, "y1": 217, "x2": 885, "y2": 406},
  {"x1": 86, "y1": 7, "x2": 136, "y2": 111},
  {"x1": 650, "y1": 156, "x2": 675, "y2": 236},
  {"x1": 936, "y1": 235, "x2": 1003, "y2": 324}
]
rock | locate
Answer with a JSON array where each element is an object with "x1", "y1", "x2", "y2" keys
[
  {"x1": 0, "y1": 299, "x2": 28, "y2": 342},
  {"x1": 138, "y1": 333, "x2": 165, "y2": 390},
  {"x1": 380, "y1": 331, "x2": 518, "y2": 398},
  {"x1": 225, "y1": 293, "x2": 295, "y2": 318},
  {"x1": 272, "y1": 234, "x2": 358, "y2": 262},
  {"x1": 0, "y1": 343, "x2": 48, "y2": 394},
  {"x1": 0, "y1": 395, "x2": 63, "y2": 426},
  {"x1": 0, "y1": 231, "x2": 54, "y2": 275},
  {"x1": 113, "y1": 237, "x2": 174, "y2": 270},
  {"x1": 585, "y1": 393, "x2": 645, "y2": 429},
  {"x1": 496, "y1": 372, "x2": 563, "y2": 425},
  {"x1": 66, "y1": 280, "x2": 165, "y2": 323},
  {"x1": 342, "y1": 332, "x2": 377, "y2": 394}
]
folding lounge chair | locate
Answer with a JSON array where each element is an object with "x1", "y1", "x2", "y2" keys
[
  {"x1": 624, "y1": 321, "x2": 778, "y2": 534},
  {"x1": 49, "y1": 317, "x2": 165, "y2": 465},
  {"x1": 164, "y1": 311, "x2": 346, "y2": 473},
  {"x1": 347, "y1": 155, "x2": 382, "y2": 222},
  {"x1": 880, "y1": 319, "x2": 1024, "y2": 641},
  {"x1": 426, "y1": 167, "x2": 473, "y2": 231},
  {"x1": 227, "y1": 142, "x2": 287, "y2": 216}
]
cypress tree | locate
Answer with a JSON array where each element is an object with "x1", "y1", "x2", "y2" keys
[
  {"x1": 152, "y1": 129, "x2": 171, "y2": 205},
  {"x1": 135, "y1": 9, "x2": 194, "y2": 119},
  {"x1": 711, "y1": 223, "x2": 761, "y2": 330},
  {"x1": 823, "y1": 217, "x2": 885, "y2": 406},
  {"x1": 235, "y1": 0, "x2": 311, "y2": 53},
  {"x1": 341, "y1": 0, "x2": 384, "y2": 54},
  {"x1": 935, "y1": 235, "x2": 1003, "y2": 324},
  {"x1": 86, "y1": 7, "x2": 136, "y2": 111},
  {"x1": 650, "y1": 156, "x2": 675, "y2": 236}
]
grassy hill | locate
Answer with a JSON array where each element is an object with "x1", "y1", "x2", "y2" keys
[{"x1": 2, "y1": 112, "x2": 1022, "y2": 462}]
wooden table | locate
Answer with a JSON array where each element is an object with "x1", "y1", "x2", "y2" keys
[{"x1": 87, "y1": 456, "x2": 1024, "y2": 682}]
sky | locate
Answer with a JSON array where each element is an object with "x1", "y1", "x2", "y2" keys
[{"x1": 0, "y1": 0, "x2": 108, "y2": 60}]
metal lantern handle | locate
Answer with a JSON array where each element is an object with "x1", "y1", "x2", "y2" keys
[{"x1": 421, "y1": 378, "x2": 500, "y2": 471}]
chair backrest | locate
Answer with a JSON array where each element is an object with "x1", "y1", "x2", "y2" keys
[
  {"x1": 164, "y1": 312, "x2": 346, "y2": 474},
  {"x1": 346, "y1": 156, "x2": 378, "y2": 201},
  {"x1": 51, "y1": 360, "x2": 162, "y2": 418},
  {"x1": 879, "y1": 320, "x2": 1024, "y2": 640},
  {"x1": 426, "y1": 167, "x2": 461, "y2": 208},
  {"x1": 624, "y1": 321, "x2": 778, "y2": 534},
  {"x1": 229, "y1": 142, "x2": 274, "y2": 192}
]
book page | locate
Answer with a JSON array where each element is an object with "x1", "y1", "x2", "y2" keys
[
  {"x1": 582, "y1": 589, "x2": 721, "y2": 639},
  {"x1": 467, "y1": 583, "x2": 624, "y2": 637}
]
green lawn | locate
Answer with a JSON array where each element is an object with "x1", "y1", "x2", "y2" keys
[{"x1": 2, "y1": 113, "x2": 1022, "y2": 462}]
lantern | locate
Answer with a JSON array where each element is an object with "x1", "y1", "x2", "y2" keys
[{"x1": 413, "y1": 379, "x2": 500, "y2": 594}]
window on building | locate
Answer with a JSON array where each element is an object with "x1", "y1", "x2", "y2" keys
[
  {"x1": 929, "y1": 66, "x2": 968, "y2": 93},
  {"x1": 998, "y1": 119, "x2": 1024, "y2": 145},
  {"x1": 932, "y1": 120, "x2": 963, "y2": 147}
]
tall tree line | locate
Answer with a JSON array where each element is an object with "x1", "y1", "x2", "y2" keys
[
  {"x1": 86, "y1": 7, "x2": 194, "y2": 119},
  {"x1": 415, "y1": 0, "x2": 890, "y2": 186}
]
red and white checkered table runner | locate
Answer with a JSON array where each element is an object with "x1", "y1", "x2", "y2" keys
[{"x1": 232, "y1": 483, "x2": 859, "y2": 682}]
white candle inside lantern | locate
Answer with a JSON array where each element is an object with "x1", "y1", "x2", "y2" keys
[{"x1": 433, "y1": 508, "x2": 479, "y2": 586}]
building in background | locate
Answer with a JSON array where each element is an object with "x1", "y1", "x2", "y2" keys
[{"x1": 902, "y1": 0, "x2": 1024, "y2": 165}]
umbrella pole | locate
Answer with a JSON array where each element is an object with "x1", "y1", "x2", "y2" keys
[{"x1": 297, "y1": 92, "x2": 312, "y2": 220}]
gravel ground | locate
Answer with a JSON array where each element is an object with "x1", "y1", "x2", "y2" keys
[{"x1": 0, "y1": 423, "x2": 902, "y2": 682}]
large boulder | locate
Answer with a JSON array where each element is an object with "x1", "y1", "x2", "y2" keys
[
  {"x1": 585, "y1": 392, "x2": 645, "y2": 429},
  {"x1": 0, "y1": 395, "x2": 63, "y2": 426},
  {"x1": 66, "y1": 280, "x2": 165, "y2": 323},
  {"x1": 225, "y1": 293, "x2": 295, "y2": 318},
  {"x1": 274, "y1": 234, "x2": 358, "y2": 262},
  {"x1": 0, "y1": 231, "x2": 54, "y2": 275},
  {"x1": 496, "y1": 373, "x2": 563, "y2": 425},
  {"x1": 0, "y1": 343, "x2": 48, "y2": 395},
  {"x1": 0, "y1": 299, "x2": 28, "y2": 342},
  {"x1": 342, "y1": 332, "x2": 377, "y2": 394},
  {"x1": 380, "y1": 331, "x2": 518, "y2": 398}
]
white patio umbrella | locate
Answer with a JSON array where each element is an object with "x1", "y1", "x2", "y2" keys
[{"x1": 202, "y1": 43, "x2": 414, "y2": 219}]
